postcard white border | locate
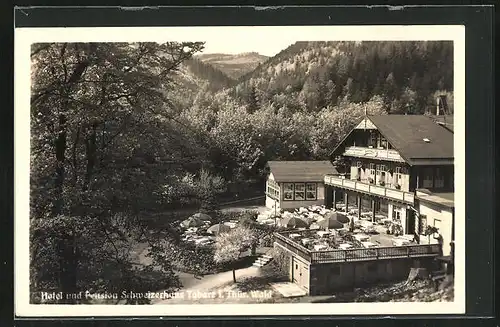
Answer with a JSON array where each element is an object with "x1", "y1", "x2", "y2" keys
[{"x1": 15, "y1": 25, "x2": 466, "y2": 317}]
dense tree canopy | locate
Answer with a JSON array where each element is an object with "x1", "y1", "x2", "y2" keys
[{"x1": 30, "y1": 41, "x2": 206, "y2": 303}]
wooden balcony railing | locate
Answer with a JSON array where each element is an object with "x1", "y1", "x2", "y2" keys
[
  {"x1": 273, "y1": 231, "x2": 441, "y2": 264},
  {"x1": 343, "y1": 146, "x2": 405, "y2": 163},
  {"x1": 324, "y1": 175, "x2": 415, "y2": 205},
  {"x1": 310, "y1": 244, "x2": 442, "y2": 263}
]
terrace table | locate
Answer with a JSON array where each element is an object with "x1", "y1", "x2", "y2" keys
[
  {"x1": 301, "y1": 238, "x2": 312, "y2": 246},
  {"x1": 314, "y1": 244, "x2": 329, "y2": 251},
  {"x1": 316, "y1": 231, "x2": 329, "y2": 238},
  {"x1": 361, "y1": 241, "x2": 377, "y2": 248},
  {"x1": 392, "y1": 238, "x2": 411, "y2": 246},
  {"x1": 338, "y1": 243, "x2": 353, "y2": 250},
  {"x1": 224, "y1": 222, "x2": 238, "y2": 228},
  {"x1": 353, "y1": 234, "x2": 370, "y2": 242},
  {"x1": 399, "y1": 235, "x2": 415, "y2": 241},
  {"x1": 358, "y1": 220, "x2": 374, "y2": 227}
]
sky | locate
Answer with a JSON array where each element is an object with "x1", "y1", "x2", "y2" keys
[{"x1": 181, "y1": 26, "x2": 311, "y2": 56}]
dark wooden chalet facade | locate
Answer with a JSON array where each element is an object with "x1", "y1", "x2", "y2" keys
[{"x1": 325, "y1": 114, "x2": 454, "y2": 241}]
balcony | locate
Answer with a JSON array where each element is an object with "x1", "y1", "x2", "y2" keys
[
  {"x1": 274, "y1": 231, "x2": 441, "y2": 264},
  {"x1": 343, "y1": 146, "x2": 405, "y2": 163},
  {"x1": 324, "y1": 175, "x2": 415, "y2": 205}
]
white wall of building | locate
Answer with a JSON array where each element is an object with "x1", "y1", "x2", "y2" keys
[
  {"x1": 418, "y1": 201, "x2": 454, "y2": 256},
  {"x1": 266, "y1": 195, "x2": 280, "y2": 212},
  {"x1": 387, "y1": 202, "x2": 408, "y2": 234}
]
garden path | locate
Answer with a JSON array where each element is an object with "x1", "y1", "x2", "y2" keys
[{"x1": 153, "y1": 266, "x2": 263, "y2": 304}]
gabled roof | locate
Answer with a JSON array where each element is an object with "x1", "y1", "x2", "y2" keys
[
  {"x1": 368, "y1": 115, "x2": 453, "y2": 165},
  {"x1": 332, "y1": 115, "x2": 454, "y2": 166},
  {"x1": 267, "y1": 161, "x2": 338, "y2": 182}
]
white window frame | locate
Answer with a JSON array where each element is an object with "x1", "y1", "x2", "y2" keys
[
  {"x1": 379, "y1": 165, "x2": 387, "y2": 183},
  {"x1": 380, "y1": 136, "x2": 388, "y2": 149},
  {"x1": 294, "y1": 183, "x2": 305, "y2": 201},
  {"x1": 305, "y1": 183, "x2": 317, "y2": 200},
  {"x1": 283, "y1": 183, "x2": 294, "y2": 201},
  {"x1": 369, "y1": 163, "x2": 375, "y2": 176},
  {"x1": 393, "y1": 206, "x2": 402, "y2": 220},
  {"x1": 267, "y1": 180, "x2": 280, "y2": 200},
  {"x1": 369, "y1": 133, "x2": 377, "y2": 148},
  {"x1": 395, "y1": 167, "x2": 403, "y2": 183}
]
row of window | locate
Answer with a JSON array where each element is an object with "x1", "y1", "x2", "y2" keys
[
  {"x1": 356, "y1": 163, "x2": 446, "y2": 188},
  {"x1": 356, "y1": 162, "x2": 408, "y2": 183},
  {"x1": 267, "y1": 185, "x2": 279, "y2": 200},
  {"x1": 369, "y1": 132, "x2": 391, "y2": 149},
  {"x1": 283, "y1": 183, "x2": 317, "y2": 201},
  {"x1": 267, "y1": 179, "x2": 279, "y2": 189},
  {"x1": 422, "y1": 168, "x2": 445, "y2": 188}
]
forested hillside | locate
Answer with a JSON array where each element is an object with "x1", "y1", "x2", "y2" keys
[
  {"x1": 234, "y1": 41, "x2": 453, "y2": 115},
  {"x1": 169, "y1": 57, "x2": 236, "y2": 111}
]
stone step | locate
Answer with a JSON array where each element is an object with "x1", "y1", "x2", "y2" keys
[
  {"x1": 253, "y1": 255, "x2": 273, "y2": 268},
  {"x1": 254, "y1": 260, "x2": 269, "y2": 265}
]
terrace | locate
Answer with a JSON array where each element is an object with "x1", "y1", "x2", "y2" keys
[
  {"x1": 324, "y1": 174, "x2": 415, "y2": 205},
  {"x1": 273, "y1": 229, "x2": 441, "y2": 264}
]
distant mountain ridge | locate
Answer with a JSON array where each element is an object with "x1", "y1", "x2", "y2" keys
[{"x1": 196, "y1": 52, "x2": 269, "y2": 79}]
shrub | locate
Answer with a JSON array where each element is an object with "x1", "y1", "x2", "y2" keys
[
  {"x1": 269, "y1": 246, "x2": 290, "y2": 275},
  {"x1": 161, "y1": 239, "x2": 218, "y2": 275},
  {"x1": 239, "y1": 210, "x2": 259, "y2": 226},
  {"x1": 259, "y1": 234, "x2": 274, "y2": 247}
]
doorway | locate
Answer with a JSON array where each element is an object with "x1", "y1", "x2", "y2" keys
[
  {"x1": 406, "y1": 209, "x2": 416, "y2": 235},
  {"x1": 292, "y1": 257, "x2": 309, "y2": 291}
]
